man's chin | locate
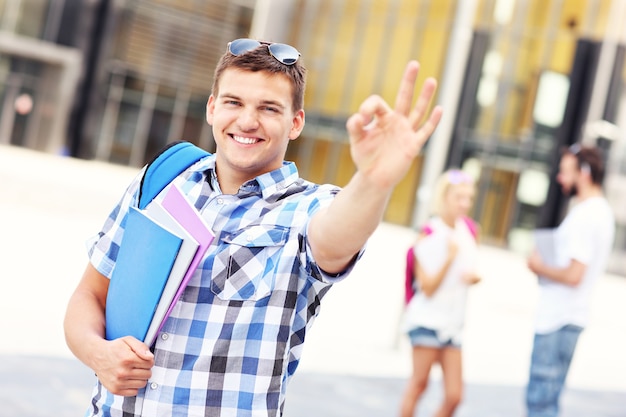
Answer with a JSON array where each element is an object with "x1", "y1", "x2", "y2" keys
[{"x1": 562, "y1": 186, "x2": 578, "y2": 197}]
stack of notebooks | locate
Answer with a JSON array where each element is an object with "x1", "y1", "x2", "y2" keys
[{"x1": 105, "y1": 184, "x2": 215, "y2": 346}]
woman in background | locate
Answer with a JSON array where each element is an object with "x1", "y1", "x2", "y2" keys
[{"x1": 399, "y1": 169, "x2": 481, "y2": 417}]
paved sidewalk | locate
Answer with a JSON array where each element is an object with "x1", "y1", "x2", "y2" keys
[
  {"x1": 1, "y1": 144, "x2": 625, "y2": 416},
  {"x1": 1, "y1": 355, "x2": 625, "y2": 417}
]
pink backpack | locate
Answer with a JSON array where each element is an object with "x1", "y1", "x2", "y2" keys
[{"x1": 404, "y1": 216, "x2": 478, "y2": 305}]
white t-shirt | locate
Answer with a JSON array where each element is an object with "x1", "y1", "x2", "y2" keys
[
  {"x1": 403, "y1": 216, "x2": 478, "y2": 344},
  {"x1": 534, "y1": 196, "x2": 615, "y2": 334}
]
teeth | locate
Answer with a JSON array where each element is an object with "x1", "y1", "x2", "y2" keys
[{"x1": 232, "y1": 135, "x2": 258, "y2": 144}]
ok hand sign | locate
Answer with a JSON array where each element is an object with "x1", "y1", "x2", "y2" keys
[{"x1": 346, "y1": 61, "x2": 443, "y2": 190}]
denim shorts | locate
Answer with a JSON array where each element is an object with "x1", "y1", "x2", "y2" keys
[{"x1": 408, "y1": 326, "x2": 460, "y2": 349}]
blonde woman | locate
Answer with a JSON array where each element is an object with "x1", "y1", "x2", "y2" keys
[{"x1": 400, "y1": 169, "x2": 481, "y2": 417}]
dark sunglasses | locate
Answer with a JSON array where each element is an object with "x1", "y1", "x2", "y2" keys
[{"x1": 227, "y1": 38, "x2": 300, "y2": 66}]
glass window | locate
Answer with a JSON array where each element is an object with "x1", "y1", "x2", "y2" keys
[
  {"x1": 13, "y1": 0, "x2": 48, "y2": 39},
  {"x1": 110, "y1": 101, "x2": 140, "y2": 165},
  {"x1": 181, "y1": 97, "x2": 211, "y2": 150},
  {"x1": 533, "y1": 71, "x2": 570, "y2": 129},
  {"x1": 517, "y1": 169, "x2": 550, "y2": 206},
  {"x1": 145, "y1": 92, "x2": 175, "y2": 162}
]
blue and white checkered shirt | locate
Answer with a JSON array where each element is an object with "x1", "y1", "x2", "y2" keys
[{"x1": 87, "y1": 154, "x2": 358, "y2": 417}]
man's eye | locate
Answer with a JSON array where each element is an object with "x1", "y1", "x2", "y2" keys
[{"x1": 263, "y1": 106, "x2": 279, "y2": 113}]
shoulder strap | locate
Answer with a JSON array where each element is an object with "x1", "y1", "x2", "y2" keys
[
  {"x1": 404, "y1": 223, "x2": 432, "y2": 305},
  {"x1": 404, "y1": 246, "x2": 416, "y2": 305},
  {"x1": 421, "y1": 224, "x2": 434, "y2": 236},
  {"x1": 138, "y1": 141, "x2": 210, "y2": 209},
  {"x1": 462, "y1": 216, "x2": 478, "y2": 240}
]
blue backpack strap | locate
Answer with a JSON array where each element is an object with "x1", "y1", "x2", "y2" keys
[{"x1": 138, "y1": 141, "x2": 210, "y2": 209}]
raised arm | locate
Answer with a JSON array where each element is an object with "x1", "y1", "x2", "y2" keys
[
  {"x1": 308, "y1": 61, "x2": 443, "y2": 274},
  {"x1": 416, "y1": 238, "x2": 458, "y2": 296}
]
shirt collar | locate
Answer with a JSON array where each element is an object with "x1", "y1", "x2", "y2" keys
[
  {"x1": 254, "y1": 162, "x2": 299, "y2": 199},
  {"x1": 196, "y1": 155, "x2": 300, "y2": 199}
]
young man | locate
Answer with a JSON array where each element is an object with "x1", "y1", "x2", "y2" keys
[
  {"x1": 526, "y1": 145, "x2": 615, "y2": 417},
  {"x1": 64, "y1": 38, "x2": 443, "y2": 416}
]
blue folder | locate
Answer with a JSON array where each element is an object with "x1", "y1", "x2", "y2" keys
[{"x1": 105, "y1": 206, "x2": 183, "y2": 342}]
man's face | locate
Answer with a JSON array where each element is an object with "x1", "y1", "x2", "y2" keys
[
  {"x1": 556, "y1": 153, "x2": 580, "y2": 197},
  {"x1": 206, "y1": 68, "x2": 305, "y2": 181}
]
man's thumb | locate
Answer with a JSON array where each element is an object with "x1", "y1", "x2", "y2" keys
[{"x1": 125, "y1": 337, "x2": 154, "y2": 360}]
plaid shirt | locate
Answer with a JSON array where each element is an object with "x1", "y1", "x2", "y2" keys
[{"x1": 87, "y1": 154, "x2": 358, "y2": 417}]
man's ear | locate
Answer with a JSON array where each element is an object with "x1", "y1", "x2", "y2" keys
[
  {"x1": 289, "y1": 109, "x2": 305, "y2": 140},
  {"x1": 580, "y1": 163, "x2": 592, "y2": 181},
  {"x1": 206, "y1": 95, "x2": 215, "y2": 125}
]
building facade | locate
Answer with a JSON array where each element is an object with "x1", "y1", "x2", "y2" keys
[{"x1": 0, "y1": 0, "x2": 624, "y2": 274}]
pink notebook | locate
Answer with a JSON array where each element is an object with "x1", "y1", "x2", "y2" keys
[{"x1": 144, "y1": 184, "x2": 215, "y2": 346}]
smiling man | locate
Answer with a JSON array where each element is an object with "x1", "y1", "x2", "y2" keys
[{"x1": 64, "y1": 38, "x2": 442, "y2": 417}]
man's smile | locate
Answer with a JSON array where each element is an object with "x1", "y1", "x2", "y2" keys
[{"x1": 231, "y1": 134, "x2": 261, "y2": 145}]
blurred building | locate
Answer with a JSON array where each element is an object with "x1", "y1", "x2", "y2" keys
[{"x1": 0, "y1": 0, "x2": 624, "y2": 274}]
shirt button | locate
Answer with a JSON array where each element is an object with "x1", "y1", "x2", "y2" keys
[
  {"x1": 217, "y1": 198, "x2": 224, "y2": 204},
  {"x1": 161, "y1": 333, "x2": 169, "y2": 341},
  {"x1": 150, "y1": 382, "x2": 158, "y2": 390},
  {"x1": 246, "y1": 234, "x2": 254, "y2": 242}
]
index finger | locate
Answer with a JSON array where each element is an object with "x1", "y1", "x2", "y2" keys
[{"x1": 394, "y1": 61, "x2": 420, "y2": 116}]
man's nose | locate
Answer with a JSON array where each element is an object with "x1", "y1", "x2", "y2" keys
[{"x1": 238, "y1": 108, "x2": 259, "y2": 131}]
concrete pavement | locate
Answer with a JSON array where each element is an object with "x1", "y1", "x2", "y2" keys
[
  {"x1": 1, "y1": 144, "x2": 625, "y2": 416},
  {"x1": 1, "y1": 354, "x2": 626, "y2": 417}
]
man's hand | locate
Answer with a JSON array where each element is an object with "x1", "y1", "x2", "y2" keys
[
  {"x1": 92, "y1": 337, "x2": 154, "y2": 397},
  {"x1": 346, "y1": 60, "x2": 443, "y2": 190},
  {"x1": 527, "y1": 251, "x2": 544, "y2": 275},
  {"x1": 308, "y1": 61, "x2": 442, "y2": 274},
  {"x1": 462, "y1": 272, "x2": 482, "y2": 285},
  {"x1": 527, "y1": 251, "x2": 585, "y2": 286},
  {"x1": 65, "y1": 264, "x2": 154, "y2": 397}
]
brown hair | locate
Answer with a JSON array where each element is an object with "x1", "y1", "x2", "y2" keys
[
  {"x1": 563, "y1": 145, "x2": 606, "y2": 186},
  {"x1": 211, "y1": 43, "x2": 307, "y2": 113}
]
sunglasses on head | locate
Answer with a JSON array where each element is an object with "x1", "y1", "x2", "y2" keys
[
  {"x1": 227, "y1": 38, "x2": 301, "y2": 66},
  {"x1": 567, "y1": 144, "x2": 592, "y2": 175},
  {"x1": 568, "y1": 143, "x2": 581, "y2": 155}
]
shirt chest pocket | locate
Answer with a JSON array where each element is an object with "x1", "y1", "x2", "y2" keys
[{"x1": 210, "y1": 225, "x2": 289, "y2": 301}]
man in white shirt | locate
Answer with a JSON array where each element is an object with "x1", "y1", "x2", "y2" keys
[{"x1": 526, "y1": 144, "x2": 615, "y2": 417}]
